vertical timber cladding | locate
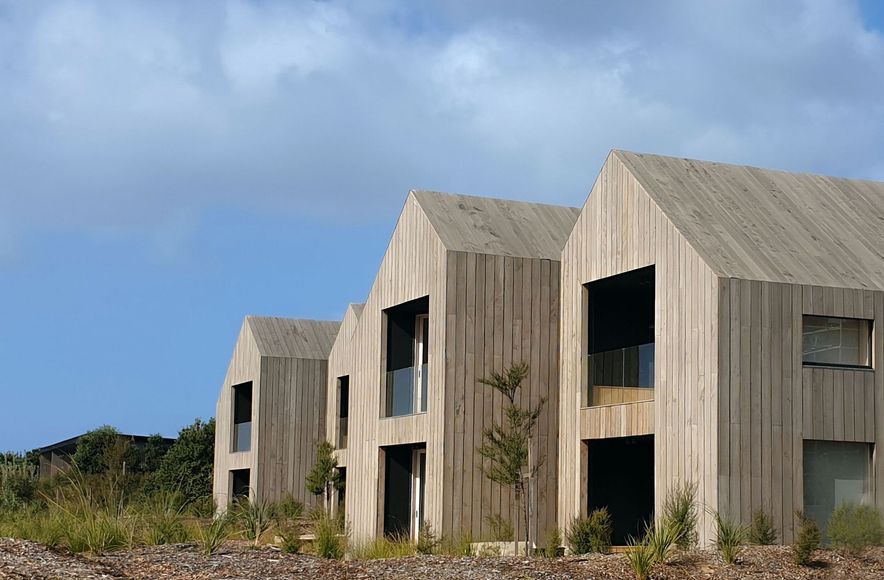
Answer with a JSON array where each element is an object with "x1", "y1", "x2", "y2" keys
[
  {"x1": 440, "y1": 251, "x2": 561, "y2": 543},
  {"x1": 338, "y1": 190, "x2": 576, "y2": 542},
  {"x1": 213, "y1": 321, "x2": 261, "y2": 508},
  {"x1": 558, "y1": 152, "x2": 721, "y2": 543},
  {"x1": 341, "y1": 194, "x2": 448, "y2": 541},
  {"x1": 214, "y1": 317, "x2": 338, "y2": 511},
  {"x1": 256, "y1": 356, "x2": 328, "y2": 506},
  {"x1": 716, "y1": 280, "x2": 884, "y2": 543},
  {"x1": 325, "y1": 304, "x2": 364, "y2": 471}
]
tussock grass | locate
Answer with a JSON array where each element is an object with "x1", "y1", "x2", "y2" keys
[
  {"x1": 662, "y1": 481, "x2": 698, "y2": 549},
  {"x1": 350, "y1": 533, "x2": 416, "y2": 560},
  {"x1": 713, "y1": 511, "x2": 746, "y2": 565},
  {"x1": 624, "y1": 535, "x2": 655, "y2": 580},
  {"x1": 313, "y1": 515, "x2": 346, "y2": 560},
  {"x1": 193, "y1": 516, "x2": 229, "y2": 555}
]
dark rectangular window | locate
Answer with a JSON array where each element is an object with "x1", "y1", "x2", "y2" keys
[
  {"x1": 338, "y1": 376, "x2": 349, "y2": 449},
  {"x1": 802, "y1": 316, "x2": 872, "y2": 369},
  {"x1": 585, "y1": 266, "x2": 655, "y2": 406},
  {"x1": 803, "y1": 440, "x2": 872, "y2": 538},
  {"x1": 230, "y1": 468, "x2": 250, "y2": 500},
  {"x1": 337, "y1": 467, "x2": 347, "y2": 518},
  {"x1": 232, "y1": 381, "x2": 252, "y2": 452},
  {"x1": 384, "y1": 296, "x2": 429, "y2": 417}
]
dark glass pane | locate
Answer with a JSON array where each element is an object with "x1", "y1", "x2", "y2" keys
[
  {"x1": 803, "y1": 316, "x2": 871, "y2": 367},
  {"x1": 386, "y1": 367, "x2": 415, "y2": 417}
]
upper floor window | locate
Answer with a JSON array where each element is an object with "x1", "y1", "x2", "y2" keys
[
  {"x1": 585, "y1": 266, "x2": 655, "y2": 407},
  {"x1": 383, "y1": 296, "x2": 429, "y2": 417},
  {"x1": 802, "y1": 316, "x2": 872, "y2": 369},
  {"x1": 232, "y1": 381, "x2": 252, "y2": 452},
  {"x1": 337, "y1": 376, "x2": 349, "y2": 449}
]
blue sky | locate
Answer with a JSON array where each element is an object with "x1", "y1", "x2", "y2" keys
[{"x1": 2, "y1": 0, "x2": 883, "y2": 451}]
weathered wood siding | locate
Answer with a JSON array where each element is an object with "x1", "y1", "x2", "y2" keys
[
  {"x1": 559, "y1": 153, "x2": 720, "y2": 542},
  {"x1": 717, "y1": 281, "x2": 884, "y2": 542},
  {"x1": 325, "y1": 304, "x2": 362, "y2": 469},
  {"x1": 213, "y1": 321, "x2": 261, "y2": 507},
  {"x1": 339, "y1": 193, "x2": 566, "y2": 542},
  {"x1": 441, "y1": 251, "x2": 560, "y2": 542},
  {"x1": 214, "y1": 321, "x2": 330, "y2": 509},
  {"x1": 340, "y1": 193, "x2": 448, "y2": 540},
  {"x1": 256, "y1": 356, "x2": 328, "y2": 506}
]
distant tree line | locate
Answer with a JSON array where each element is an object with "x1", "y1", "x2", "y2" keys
[{"x1": 1, "y1": 418, "x2": 215, "y2": 512}]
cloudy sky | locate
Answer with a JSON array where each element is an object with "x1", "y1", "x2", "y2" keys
[{"x1": 2, "y1": 0, "x2": 883, "y2": 451}]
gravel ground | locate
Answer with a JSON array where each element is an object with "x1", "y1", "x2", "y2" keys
[{"x1": 3, "y1": 538, "x2": 884, "y2": 579}]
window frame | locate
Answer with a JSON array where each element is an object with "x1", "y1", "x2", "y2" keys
[{"x1": 801, "y1": 315, "x2": 873, "y2": 370}]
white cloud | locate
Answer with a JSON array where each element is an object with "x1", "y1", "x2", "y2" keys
[{"x1": 0, "y1": 0, "x2": 882, "y2": 256}]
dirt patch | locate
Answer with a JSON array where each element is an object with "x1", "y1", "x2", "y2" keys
[{"x1": 3, "y1": 538, "x2": 884, "y2": 579}]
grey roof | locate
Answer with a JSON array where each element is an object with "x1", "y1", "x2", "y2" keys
[
  {"x1": 615, "y1": 150, "x2": 884, "y2": 291},
  {"x1": 246, "y1": 316, "x2": 340, "y2": 359},
  {"x1": 412, "y1": 190, "x2": 580, "y2": 260}
]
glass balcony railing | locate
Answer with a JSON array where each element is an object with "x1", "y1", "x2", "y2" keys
[
  {"x1": 587, "y1": 343, "x2": 654, "y2": 406},
  {"x1": 385, "y1": 364, "x2": 428, "y2": 417},
  {"x1": 419, "y1": 363, "x2": 428, "y2": 413},
  {"x1": 338, "y1": 417, "x2": 348, "y2": 449},
  {"x1": 233, "y1": 421, "x2": 251, "y2": 452}
]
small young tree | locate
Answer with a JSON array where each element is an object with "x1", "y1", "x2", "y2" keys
[
  {"x1": 305, "y1": 440, "x2": 343, "y2": 514},
  {"x1": 477, "y1": 362, "x2": 545, "y2": 556}
]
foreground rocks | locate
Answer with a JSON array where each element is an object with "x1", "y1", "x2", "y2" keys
[{"x1": 2, "y1": 537, "x2": 884, "y2": 579}]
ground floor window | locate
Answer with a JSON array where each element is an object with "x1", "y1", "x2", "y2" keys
[
  {"x1": 803, "y1": 440, "x2": 872, "y2": 537},
  {"x1": 230, "y1": 468, "x2": 250, "y2": 501},
  {"x1": 587, "y1": 435, "x2": 654, "y2": 545},
  {"x1": 382, "y1": 444, "x2": 426, "y2": 540}
]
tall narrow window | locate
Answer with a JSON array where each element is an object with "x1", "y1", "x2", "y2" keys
[
  {"x1": 232, "y1": 381, "x2": 252, "y2": 452},
  {"x1": 338, "y1": 376, "x2": 349, "y2": 449},
  {"x1": 416, "y1": 314, "x2": 429, "y2": 413},
  {"x1": 337, "y1": 467, "x2": 347, "y2": 519},
  {"x1": 803, "y1": 316, "x2": 872, "y2": 368},
  {"x1": 411, "y1": 448, "x2": 426, "y2": 540},
  {"x1": 384, "y1": 296, "x2": 429, "y2": 417}
]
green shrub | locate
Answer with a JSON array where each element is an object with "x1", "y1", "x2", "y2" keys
[
  {"x1": 277, "y1": 523, "x2": 302, "y2": 554},
  {"x1": 566, "y1": 508, "x2": 612, "y2": 554},
  {"x1": 793, "y1": 511, "x2": 821, "y2": 566},
  {"x1": 485, "y1": 514, "x2": 514, "y2": 541},
  {"x1": 314, "y1": 516, "x2": 346, "y2": 559},
  {"x1": 149, "y1": 418, "x2": 214, "y2": 504},
  {"x1": 748, "y1": 510, "x2": 778, "y2": 545},
  {"x1": 828, "y1": 503, "x2": 883, "y2": 554},
  {"x1": 544, "y1": 526, "x2": 562, "y2": 558},
  {"x1": 439, "y1": 531, "x2": 473, "y2": 556},
  {"x1": 194, "y1": 516, "x2": 229, "y2": 555},
  {"x1": 0, "y1": 457, "x2": 37, "y2": 511},
  {"x1": 417, "y1": 521, "x2": 440, "y2": 554},
  {"x1": 624, "y1": 535, "x2": 655, "y2": 580},
  {"x1": 713, "y1": 512, "x2": 745, "y2": 565},
  {"x1": 273, "y1": 494, "x2": 304, "y2": 524},
  {"x1": 662, "y1": 482, "x2": 698, "y2": 549},
  {"x1": 646, "y1": 520, "x2": 679, "y2": 564}
]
